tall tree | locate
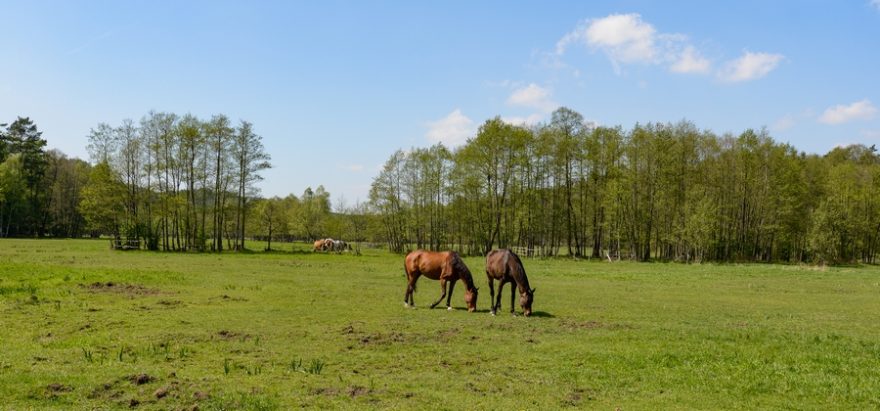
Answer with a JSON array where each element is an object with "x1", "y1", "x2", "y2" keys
[
  {"x1": 207, "y1": 114, "x2": 234, "y2": 251},
  {"x1": 231, "y1": 120, "x2": 271, "y2": 250},
  {"x1": 0, "y1": 154, "x2": 26, "y2": 237},
  {"x1": 78, "y1": 162, "x2": 125, "y2": 237},
  {"x1": 5, "y1": 117, "x2": 48, "y2": 236}
]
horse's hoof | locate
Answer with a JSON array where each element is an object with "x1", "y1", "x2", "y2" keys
[
  {"x1": 404, "y1": 303, "x2": 409, "y2": 308},
  {"x1": 491, "y1": 312, "x2": 496, "y2": 316},
  {"x1": 447, "y1": 306, "x2": 453, "y2": 311}
]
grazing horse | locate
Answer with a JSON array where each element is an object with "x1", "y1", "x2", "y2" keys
[
  {"x1": 321, "y1": 238, "x2": 334, "y2": 251},
  {"x1": 331, "y1": 240, "x2": 349, "y2": 252},
  {"x1": 404, "y1": 250, "x2": 478, "y2": 312},
  {"x1": 485, "y1": 249, "x2": 535, "y2": 316},
  {"x1": 313, "y1": 239, "x2": 325, "y2": 252}
]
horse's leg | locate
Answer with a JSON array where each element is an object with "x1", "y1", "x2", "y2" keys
[
  {"x1": 405, "y1": 273, "x2": 419, "y2": 307},
  {"x1": 510, "y1": 280, "x2": 516, "y2": 315},
  {"x1": 430, "y1": 279, "x2": 448, "y2": 309},
  {"x1": 487, "y1": 276, "x2": 496, "y2": 315},
  {"x1": 404, "y1": 273, "x2": 411, "y2": 307},
  {"x1": 446, "y1": 279, "x2": 457, "y2": 310},
  {"x1": 404, "y1": 274, "x2": 411, "y2": 307},
  {"x1": 495, "y1": 280, "x2": 506, "y2": 315}
]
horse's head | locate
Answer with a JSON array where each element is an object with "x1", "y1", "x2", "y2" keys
[
  {"x1": 520, "y1": 287, "x2": 535, "y2": 317},
  {"x1": 464, "y1": 287, "x2": 478, "y2": 312}
]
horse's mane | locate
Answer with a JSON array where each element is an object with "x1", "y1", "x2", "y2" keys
[
  {"x1": 450, "y1": 252, "x2": 477, "y2": 291},
  {"x1": 507, "y1": 250, "x2": 531, "y2": 292}
]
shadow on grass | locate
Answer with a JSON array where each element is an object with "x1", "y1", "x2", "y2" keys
[
  {"x1": 452, "y1": 308, "x2": 555, "y2": 318},
  {"x1": 481, "y1": 310, "x2": 556, "y2": 318}
]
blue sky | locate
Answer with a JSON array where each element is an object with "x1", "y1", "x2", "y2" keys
[{"x1": 2, "y1": 1, "x2": 879, "y2": 203}]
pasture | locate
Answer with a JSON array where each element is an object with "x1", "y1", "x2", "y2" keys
[{"x1": 1, "y1": 239, "x2": 879, "y2": 410}]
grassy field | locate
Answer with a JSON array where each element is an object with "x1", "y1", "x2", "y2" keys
[{"x1": 1, "y1": 239, "x2": 879, "y2": 410}]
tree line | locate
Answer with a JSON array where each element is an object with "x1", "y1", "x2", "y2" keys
[
  {"x1": 3, "y1": 109, "x2": 879, "y2": 264},
  {"x1": 369, "y1": 107, "x2": 880, "y2": 264},
  {"x1": 1, "y1": 117, "x2": 90, "y2": 238},
  {"x1": 0, "y1": 114, "x2": 360, "y2": 251},
  {"x1": 82, "y1": 111, "x2": 275, "y2": 251}
]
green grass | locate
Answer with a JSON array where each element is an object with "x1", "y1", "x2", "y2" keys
[{"x1": 1, "y1": 239, "x2": 879, "y2": 409}]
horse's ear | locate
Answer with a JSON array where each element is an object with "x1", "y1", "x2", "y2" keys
[{"x1": 531, "y1": 287, "x2": 536, "y2": 294}]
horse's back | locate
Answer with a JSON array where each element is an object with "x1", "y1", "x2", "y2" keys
[
  {"x1": 405, "y1": 250, "x2": 454, "y2": 280},
  {"x1": 485, "y1": 249, "x2": 510, "y2": 278}
]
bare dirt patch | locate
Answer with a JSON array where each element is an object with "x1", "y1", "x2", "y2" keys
[
  {"x1": 130, "y1": 374, "x2": 154, "y2": 385},
  {"x1": 345, "y1": 325, "x2": 458, "y2": 347},
  {"x1": 157, "y1": 299, "x2": 182, "y2": 307},
  {"x1": 358, "y1": 332, "x2": 406, "y2": 345},
  {"x1": 560, "y1": 319, "x2": 633, "y2": 331},
  {"x1": 88, "y1": 381, "x2": 124, "y2": 400},
  {"x1": 346, "y1": 385, "x2": 370, "y2": 398},
  {"x1": 82, "y1": 282, "x2": 160, "y2": 296},
  {"x1": 438, "y1": 327, "x2": 460, "y2": 340},
  {"x1": 217, "y1": 330, "x2": 252, "y2": 341},
  {"x1": 562, "y1": 388, "x2": 596, "y2": 406},
  {"x1": 219, "y1": 294, "x2": 248, "y2": 302},
  {"x1": 310, "y1": 387, "x2": 340, "y2": 396},
  {"x1": 46, "y1": 383, "x2": 72, "y2": 395},
  {"x1": 311, "y1": 385, "x2": 374, "y2": 398}
]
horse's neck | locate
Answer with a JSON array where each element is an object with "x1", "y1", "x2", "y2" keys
[
  {"x1": 461, "y1": 273, "x2": 476, "y2": 291},
  {"x1": 451, "y1": 255, "x2": 477, "y2": 291},
  {"x1": 511, "y1": 265, "x2": 530, "y2": 293}
]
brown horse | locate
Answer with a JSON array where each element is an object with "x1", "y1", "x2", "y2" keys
[
  {"x1": 485, "y1": 249, "x2": 535, "y2": 316},
  {"x1": 313, "y1": 239, "x2": 325, "y2": 252},
  {"x1": 404, "y1": 250, "x2": 478, "y2": 312}
]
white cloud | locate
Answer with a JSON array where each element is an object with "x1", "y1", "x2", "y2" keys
[
  {"x1": 555, "y1": 23, "x2": 584, "y2": 55},
  {"x1": 772, "y1": 114, "x2": 796, "y2": 131},
  {"x1": 819, "y1": 99, "x2": 878, "y2": 125},
  {"x1": 425, "y1": 109, "x2": 475, "y2": 147},
  {"x1": 556, "y1": 14, "x2": 710, "y2": 75},
  {"x1": 506, "y1": 83, "x2": 557, "y2": 113},
  {"x1": 670, "y1": 46, "x2": 711, "y2": 74},
  {"x1": 718, "y1": 51, "x2": 784, "y2": 82},
  {"x1": 585, "y1": 13, "x2": 657, "y2": 66},
  {"x1": 502, "y1": 114, "x2": 545, "y2": 126}
]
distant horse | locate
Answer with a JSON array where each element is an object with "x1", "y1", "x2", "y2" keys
[
  {"x1": 404, "y1": 250, "x2": 478, "y2": 312},
  {"x1": 485, "y1": 249, "x2": 535, "y2": 316},
  {"x1": 321, "y1": 238, "x2": 333, "y2": 251},
  {"x1": 313, "y1": 239, "x2": 326, "y2": 252},
  {"x1": 331, "y1": 240, "x2": 350, "y2": 252}
]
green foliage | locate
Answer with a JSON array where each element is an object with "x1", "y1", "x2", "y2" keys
[
  {"x1": 0, "y1": 117, "x2": 51, "y2": 236},
  {"x1": 78, "y1": 162, "x2": 125, "y2": 236},
  {"x1": 370, "y1": 109, "x2": 880, "y2": 264},
  {"x1": 306, "y1": 359, "x2": 325, "y2": 375},
  {"x1": 295, "y1": 186, "x2": 331, "y2": 240},
  {"x1": 0, "y1": 154, "x2": 28, "y2": 233}
]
